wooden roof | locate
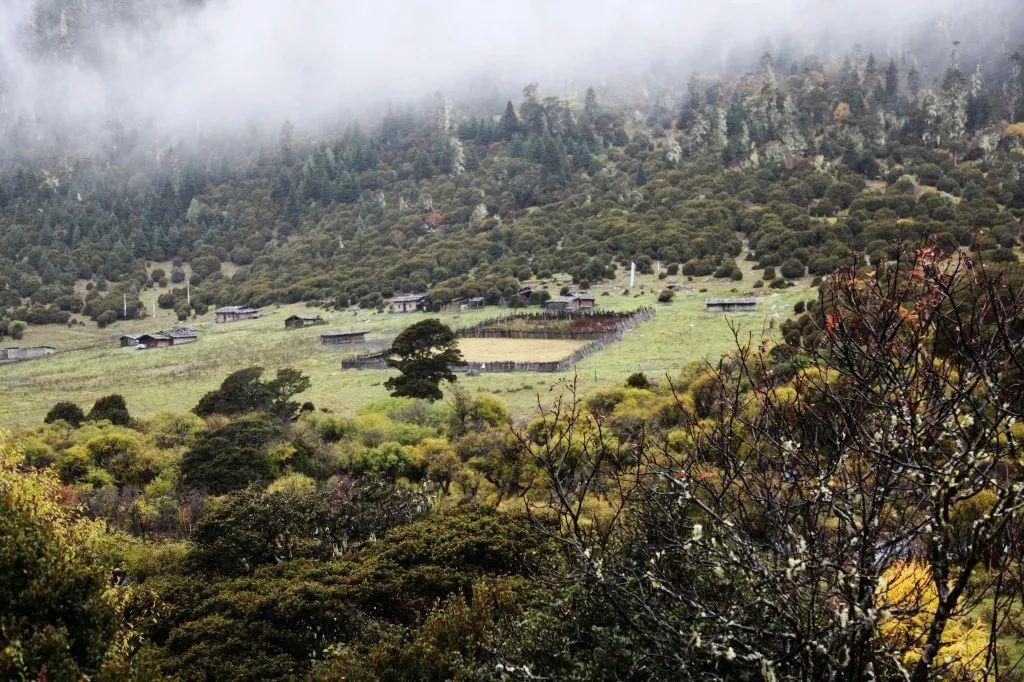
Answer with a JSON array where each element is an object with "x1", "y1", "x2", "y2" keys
[{"x1": 321, "y1": 330, "x2": 369, "y2": 337}]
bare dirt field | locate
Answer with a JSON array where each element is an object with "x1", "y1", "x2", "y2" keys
[{"x1": 456, "y1": 337, "x2": 586, "y2": 363}]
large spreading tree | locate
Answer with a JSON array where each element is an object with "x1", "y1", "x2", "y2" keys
[{"x1": 384, "y1": 319, "x2": 465, "y2": 401}]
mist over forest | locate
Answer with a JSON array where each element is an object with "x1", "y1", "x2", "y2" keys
[{"x1": 1, "y1": 0, "x2": 1022, "y2": 156}]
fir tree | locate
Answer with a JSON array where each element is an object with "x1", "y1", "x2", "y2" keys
[
  {"x1": 498, "y1": 101, "x2": 520, "y2": 139},
  {"x1": 884, "y1": 59, "x2": 900, "y2": 104}
]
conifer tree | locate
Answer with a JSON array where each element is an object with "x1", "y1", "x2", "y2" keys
[
  {"x1": 498, "y1": 101, "x2": 519, "y2": 139},
  {"x1": 884, "y1": 59, "x2": 900, "y2": 104}
]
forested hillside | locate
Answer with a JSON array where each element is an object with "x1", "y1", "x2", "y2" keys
[{"x1": 2, "y1": 36, "x2": 1024, "y2": 336}]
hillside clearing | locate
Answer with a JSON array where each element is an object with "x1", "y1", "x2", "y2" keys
[{"x1": 0, "y1": 267, "x2": 813, "y2": 427}]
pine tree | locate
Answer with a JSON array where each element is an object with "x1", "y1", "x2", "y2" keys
[
  {"x1": 278, "y1": 121, "x2": 295, "y2": 165},
  {"x1": 635, "y1": 161, "x2": 649, "y2": 185},
  {"x1": 498, "y1": 101, "x2": 520, "y2": 139},
  {"x1": 413, "y1": 152, "x2": 434, "y2": 181},
  {"x1": 1008, "y1": 53, "x2": 1024, "y2": 122},
  {"x1": 583, "y1": 86, "x2": 600, "y2": 123},
  {"x1": 907, "y1": 66, "x2": 921, "y2": 99},
  {"x1": 940, "y1": 44, "x2": 967, "y2": 152},
  {"x1": 884, "y1": 60, "x2": 900, "y2": 104},
  {"x1": 708, "y1": 105, "x2": 728, "y2": 154},
  {"x1": 760, "y1": 53, "x2": 777, "y2": 90}
]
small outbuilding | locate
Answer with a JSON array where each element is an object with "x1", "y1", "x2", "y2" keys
[
  {"x1": 705, "y1": 297, "x2": 758, "y2": 312},
  {"x1": 164, "y1": 327, "x2": 199, "y2": 345},
  {"x1": 544, "y1": 295, "x2": 577, "y2": 311},
  {"x1": 545, "y1": 293, "x2": 596, "y2": 312},
  {"x1": 441, "y1": 297, "x2": 485, "y2": 313},
  {"x1": 0, "y1": 346, "x2": 56, "y2": 363},
  {"x1": 321, "y1": 330, "x2": 369, "y2": 345},
  {"x1": 574, "y1": 293, "x2": 596, "y2": 310},
  {"x1": 124, "y1": 327, "x2": 198, "y2": 350},
  {"x1": 389, "y1": 293, "x2": 428, "y2": 313},
  {"x1": 215, "y1": 305, "x2": 262, "y2": 323},
  {"x1": 285, "y1": 313, "x2": 325, "y2": 328},
  {"x1": 136, "y1": 333, "x2": 173, "y2": 349}
]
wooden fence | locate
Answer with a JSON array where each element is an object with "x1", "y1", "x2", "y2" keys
[
  {"x1": 341, "y1": 336, "x2": 618, "y2": 374},
  {"x1": 340, "y1": 307, "x2": 654, "y2": 374},
  {"x1": 456, "y1": 307, "x2": 654, "y2": 340}
]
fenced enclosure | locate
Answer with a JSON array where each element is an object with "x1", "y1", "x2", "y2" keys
[
  {"x1": 455, "y1": 307, "x2": 654, "y2": 340},
  {"x1": 340, "y1": 308, "x2": 654, "y2": 373}
]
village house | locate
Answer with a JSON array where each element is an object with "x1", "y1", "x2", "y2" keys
[
  {"x1": 441, "y1": 297, "x2": 485, "y2": 313},
  {"x1": 164, "y1": 328, "x2": 199, "y2": 344},
  {"x1": 544, "y1": 295, "x2": 575, "y2": 311},
  {"x1": 321, "y1": 330, "x2": 369, "y2": 345},
  {"x1": 705, "y1": 297, "x2": 758, "y2": 312},
  {"x1": 284, "y1": 313, "x2": 325, "y2": 328},
  {"x1": 123, "y1": 327, "x2": 199, "y2": 350},
  {"x1": 215, "y1": 305, "x2": 262, "y2": 323},
  {"x1": 135, "y1": 333, "x2": 173, "y2": 349},
  {"x1": 575, "y1": 293, "x2": 596, "y2": 310},
  {"x1": 544, "y1": 293, "x2": 597, "y2": 312},
  {"x1": 0, "y1": 346, "x2": 56, "y2": 363},
  {"x1": 389, "y1": 293, "x2": 427, "y2": 313}
]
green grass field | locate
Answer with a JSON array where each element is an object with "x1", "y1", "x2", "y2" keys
[{"x1": 0, "y1": 265, "x2": 813, "y2": 428}]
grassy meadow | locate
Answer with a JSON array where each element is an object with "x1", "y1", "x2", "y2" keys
[{"x1": 0, "y1": 264, "x2": 813, "y2": 428}]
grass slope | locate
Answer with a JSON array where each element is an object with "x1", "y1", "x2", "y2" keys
[{"x1": 0, "y1": 265, "x2": 812, "y2": 427}]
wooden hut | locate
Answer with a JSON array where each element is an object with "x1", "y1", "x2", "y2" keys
[
  {"x1": 135, "y1": 333, "x2": 174, "y2": 349},
  {"x1": 389, "y1": 294, "x2": 427, "y2": 313},
  {"x1": 545, "y1": 293, "x2": 596, "y2": 312},
  {"x1": 0, "y1": 346, "x2": 56, "y2": 363},
  {"x1": 164, "y1": 328, "x2": 199, "y2": 345},
  {"x1": 124, "y1": 327, "x2": 198, "y2": 349},
  {"x1": 285, "y1": 313, "x2": 325, "y2": 328},
  {"x1": 215, "y1": 305, "x2": 262, "y2": 323},
  {"x1": 705, "y1": 297, "x2": 758, "y2": 312},
  {"x1": 441, "y1": 297, "x2": 485, "y2": 313},
  {"x1": 321, "y1": 330, "x2": 369, "y2": 345},
  {"x1": 574, "y1": 293, "x2": 596, "y2": 310}
]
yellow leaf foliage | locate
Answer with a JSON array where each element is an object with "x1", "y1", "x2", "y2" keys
[{"x1": 876, "y1": 561, "x2": 989, "y2": 677}]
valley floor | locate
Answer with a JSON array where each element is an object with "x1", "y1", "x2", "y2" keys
[{"x1": 0, "y1": 266, "x2": 812, "y2": 428}]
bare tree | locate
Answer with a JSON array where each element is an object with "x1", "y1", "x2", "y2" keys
[{"x1": 517, "y1": 248, "x2": 1024, "y2": 680}]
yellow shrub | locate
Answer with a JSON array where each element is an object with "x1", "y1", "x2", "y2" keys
[{"x1": 877, "y1": 561, "x2": 988, "y2": 677}]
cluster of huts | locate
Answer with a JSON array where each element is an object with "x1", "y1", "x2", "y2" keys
[
  {"x1": 0, "y1": 346, "x2": 56, "y2": 364},
  {"x1": 283, "y1": 313, "x2": 367, "y2": 344},
  {"x1": 388, "y1": 290, "x2": 598, "y2": 314},
  {"x1": 120, "y1": 327, "x2": 199, "y2": 350}
]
